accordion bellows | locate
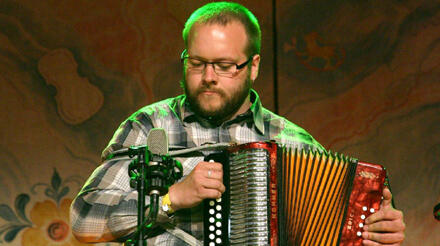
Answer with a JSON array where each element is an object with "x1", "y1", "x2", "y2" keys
[{"x1": 203, "y1": 141, "x2": 386, "y2": 246}]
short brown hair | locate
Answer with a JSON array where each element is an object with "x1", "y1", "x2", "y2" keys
[{"x1": 183, "y1": 2, "x2": 261, "y2": 57}]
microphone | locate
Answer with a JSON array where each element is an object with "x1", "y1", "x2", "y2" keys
[
  {"x1": 145, "y1": 128, "x2": 182, "y2": 196},
  {"x1": 107, "y1": 128, "x2": 168, "y2": 160},
  {"x1": 147, "y1": 128, "x2": 168, "y2": 156},
  {"x1": 125, "y1": 128, "x2": 182, "y2": 246}
]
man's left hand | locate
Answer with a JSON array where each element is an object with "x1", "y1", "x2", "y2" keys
[{"x1": 362, "y1": 188, "x2": 405, "y2": 245}]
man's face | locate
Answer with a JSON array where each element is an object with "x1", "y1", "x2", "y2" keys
[{"x1": 182, "y1": 21, "x2": 260, "y2": 123}]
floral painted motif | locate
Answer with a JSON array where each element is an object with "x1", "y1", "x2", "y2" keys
[
  {"x1": 21, "y1": 199, "x2": 87, "y2": 246},
  {"x1": 0, "y1": 194, "x2": 32, "y2": 243},
  {"x1": 0, "y1": 169, "x2": 109, "y2": 245}
]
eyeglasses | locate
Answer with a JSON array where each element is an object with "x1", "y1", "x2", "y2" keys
[{"x1": 180, "y1": 49, "x2": 253, "y2": 78}]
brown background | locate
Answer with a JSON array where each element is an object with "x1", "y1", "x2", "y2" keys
[{"x1": 0, "y1": 0, "x2": 439, "y2": 245}]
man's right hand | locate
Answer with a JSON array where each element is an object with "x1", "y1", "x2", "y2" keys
[{"x1": 168, "y1": 161, "x2": 225, "y2": 211}]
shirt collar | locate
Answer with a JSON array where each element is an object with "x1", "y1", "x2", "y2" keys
[
  {"x1": 178, "y1": 89, "x2": 265, "y2": 134},
  {"x1": 249, "y1": 89, "x2": 265, "y2": 135}
]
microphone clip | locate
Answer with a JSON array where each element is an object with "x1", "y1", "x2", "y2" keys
[
  {"x1": 127, "y1": 147, "x2": 183, "y2": 195},
  {"x1": 144, "y1": 153, "x2": 183, "y2": 195}
]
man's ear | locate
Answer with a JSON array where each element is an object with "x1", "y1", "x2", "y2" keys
[{"x1": 250, "y1": 54, "x2": 261, "y2": 82}]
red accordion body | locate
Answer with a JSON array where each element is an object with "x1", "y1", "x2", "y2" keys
[{"x1": 203, "y1": 141, "x2": 387, "y2": 246}]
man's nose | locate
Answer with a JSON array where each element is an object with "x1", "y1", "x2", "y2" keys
[{"x1": 202, "y1": 63, "x2": 218, "y2": 83}]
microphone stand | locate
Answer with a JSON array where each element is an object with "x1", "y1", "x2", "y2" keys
[{"x1": 124, "y1": 146, "x2": 182, "y2": 246}]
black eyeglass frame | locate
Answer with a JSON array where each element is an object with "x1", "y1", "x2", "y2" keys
[{"x1": 180, "y1": 49, "x2": 254, "y2": 73}]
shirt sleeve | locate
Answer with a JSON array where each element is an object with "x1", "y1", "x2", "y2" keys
[
  {"x1": 270, "y1": 115, "x2": 326, "y2": 153},
  {"x1": 70, "y1": 112, "x2": 170, "y2": 242}
]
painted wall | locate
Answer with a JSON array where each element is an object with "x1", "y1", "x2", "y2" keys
[{"x1": 0, "y1": 0, "x2": 439, "y2": 245}]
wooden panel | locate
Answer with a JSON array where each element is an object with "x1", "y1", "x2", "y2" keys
[{"x1": 276, "y1": 1, "x2": 440, "y2": 245}]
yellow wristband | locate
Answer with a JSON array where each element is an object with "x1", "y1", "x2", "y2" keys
[{"x1": 162, "y1": 193, "x2": 174, "y2": 214}]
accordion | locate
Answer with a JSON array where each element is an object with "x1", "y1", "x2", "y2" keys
[{"x1": 203, "y1": 141, "x2": 387, "y2": 246}]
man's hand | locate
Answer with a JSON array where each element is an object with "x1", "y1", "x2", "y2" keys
[
  {"x1": 362, "y1": 188, "x2": 405, "y2": 245},
  {"x1": 168, "y1": 161, "x2": 225, "y2": 211}
]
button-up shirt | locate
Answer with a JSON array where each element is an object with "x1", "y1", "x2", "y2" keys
[{"x1": 70, "y1": 89, "x2": 324, "y2": 245}]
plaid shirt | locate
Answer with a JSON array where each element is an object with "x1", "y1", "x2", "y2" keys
[{"x1": 70, "y1": 90, "x2": 324, "y2": 245}]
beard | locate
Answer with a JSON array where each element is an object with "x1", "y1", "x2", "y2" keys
[{"x1": 181, "y1": 74, "x2": 252, "y2": 124}]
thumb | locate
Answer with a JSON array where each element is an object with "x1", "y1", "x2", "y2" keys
[{"x1": 381, "y1": 187, "x2": 392, "y2": 208}]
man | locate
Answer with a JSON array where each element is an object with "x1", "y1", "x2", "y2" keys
[{"x1": 70, "y1": 2, "x2": 405, "y2": 245}]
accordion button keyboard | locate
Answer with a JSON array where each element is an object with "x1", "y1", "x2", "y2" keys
[{"x1": 355, "y1": 207, "x2": 377, "y2": 237}]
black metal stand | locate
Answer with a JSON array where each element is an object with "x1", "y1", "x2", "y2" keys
[{"x1": 124, "y1": 146, "x2": 182, "y2": 246}]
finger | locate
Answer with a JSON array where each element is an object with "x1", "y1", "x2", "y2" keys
[
  {"x1": 362, "y1": 230, "x2": 405, "y2": 244},
  {"x1": 203, "y1": 161, "x2": 224, "y2": 171},
  {"x1": 362, "y1": 239, "x2": 401, "y2": 246},
  {"x1": 365, "y1": 208, "x2": 403, "y2": 225},
  {"x1": 201, "y1": 162, "x2": 223, "y2": 181},
  {"x1": 203, "y1": 169, "x2": 223, "y2": 181},
  {"x1": 201, "y1": 179, "x2": 226, "y2": 193},
  {"x1": 198, "y1": 186, "x2": 223, "y2": 199},
  {"x1": 364, "y1": 219, "x2": 405, "y2": 233},
  {"x1": 194, "y1": 163, "x2": 222, "y2": 177},
  {"x1": 381, "y1": 187, "x2": 392, "y2": 208},
  {"x1": 206, "y1": 170, "x2": 223, "y2": 180}
]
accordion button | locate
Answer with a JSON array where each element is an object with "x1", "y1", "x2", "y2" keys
[
  {"x1": 209, "y1": 242, "x2": 215, "y2": 246},
  {"x1": 209, "y1": 234, "x2": 215, "y2": 239},
  {"x1": 209, "y1": 200, "x2": 215, "y2": 206},
  {"x1": 216, "y1": 229, "x2": 221, "y2": 235},
  {"x1": 216, "y1": 221, "x2": 222, "y2": 227},
  {"x1": 370, "y1": 208, "x2": 375, "y2": 213},
  {"x1": 216, "y1": 213, "x2": 222, "y2": 219},
  {"x1": 209, "y1": 217, "x2": 215, "y2": 223},
  {"x1": 216, "y1": 238, "x2": 222, "y2": 244},
  {"x1": 216, "y1": 205, "x2": 222, "y2": 211},
  {"x1": 362, "y1": 206, "x2": 368, "y2": 211},
  {"x1": 209, "y1": 225, "x2": 215, "y2": 231},
  {"x1": 359, "y1": 223, "x2": 364, "y2": 228},
  {"x1": 357, "y1": 231, "x2": 362, "y2": 237},
  {"x1": 209, "y1": 209, "x2": 215, "y2": 215},
  {"x1": 216, "y1": 198, "x2": 222, "y2": 202},
  {"x1": 361, "y1": 214, "x2": 366, "y2": 220}
]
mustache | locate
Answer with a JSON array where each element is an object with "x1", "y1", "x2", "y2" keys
[{"x1": 195, "y1": 86, "x2": 226, "y2": 97}]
